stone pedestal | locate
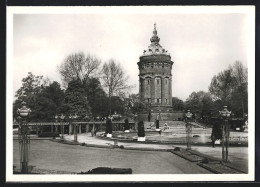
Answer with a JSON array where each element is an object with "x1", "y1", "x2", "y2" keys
[{"x1": 137, "y1": 137, "x2": 146, "y2": 141}]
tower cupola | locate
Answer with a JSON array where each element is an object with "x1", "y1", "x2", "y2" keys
[{"x1": 142, "y1": 23, "x2": 170, "y2": 56}]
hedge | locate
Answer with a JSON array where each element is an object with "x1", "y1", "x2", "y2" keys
[
  {"x1": 38, "y1": 132, "x2": 59, "y2": 137},
  {"x1": 105, "y1": 119, "x2": 112, "y2": 134},
  {"x1": 124, "y1": 118, "x2": 129, "y2": 130},
  {"x1": 78, "y1": 167, "x2": 132, "y2": 174}
]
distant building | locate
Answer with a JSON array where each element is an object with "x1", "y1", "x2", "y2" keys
[{"x1": 138, "y1": 24, "x2": 179, "y2": 121}]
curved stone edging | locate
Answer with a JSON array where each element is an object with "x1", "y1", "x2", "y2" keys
[
  {"x1": 49, "y1": 139, "x2": 171, "y2": 152},
  {"x1": 95, "y1": 133, "x2": 248, "y2": 147}
]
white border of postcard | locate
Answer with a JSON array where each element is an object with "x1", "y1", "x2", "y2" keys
[{"x1": 6, "y1": 6, "x2": 255, "y2": 182}]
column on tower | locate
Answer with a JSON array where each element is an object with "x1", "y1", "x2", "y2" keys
[
  {"x1": 161, "y1": 77, "x2": 165, "y2": 105},
  {"x1": 169, "y1": 77, "x2": 172, "y2": 105},
  {"x1": 139, "y1": 78, "x2": 143, "y2": 99},
  {"x1": 141, "y1": 78, "x2": 146, "y2": 101},
  {"x1": 139, "y1": 77, "x2": 141, "y2": 98},
  {"x1": 144, "y1": 77, "x2": 151, "y2": 103},
  {"x1": 151, "y1": 77, "x2": 155, "y2": 104},
  {"x1": 154, "y1": 76, "x2": 162, "y2": 104},
  {"x1": 165, "y1": 77, "x2": 170, "y2": 105}
]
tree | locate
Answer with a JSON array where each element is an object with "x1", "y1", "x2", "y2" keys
[
  {"x1": 101, "y1": 59, "x2": 132, "y2": 97},
  {"x1": 209, "y1": 61, "x2": 248, "y2": 117},
  {"x1": 14, "y1": 76, "x2": 65, "y2": 122},
  {"x1": 125, "y1": 93, "x2": 148, "y2": 115},
  {"x1": 32, "y1": 81, "x2": 65, "y2": 122},
  {"x1": 185, "y1": 91, "x2": 214, "y2": 117},
  {"x1": 58, "y1": 52, "x2": 101, "y2": 86},
  {"x1": 62, "y1": 79, "x2": 91, "y2": 118},
  {"x1": 109, "y1": 96, "x2": 125, "y2": 115},
  {"x1": 121, "y1": 94, "x2": 139, "y2": 116},
  {"x1": 13, "y1": 72, "x2": 49, "y2": 120},
  {"x1": 172, "y1": 97, "x2": 185, "y2": 111},
  {"x1": 15, "y1": 72, "x2": 48, "y2": 100},
  {"x1": 84, "y1": 77, "x2": 108, "y2": 117},
  {"x1": 101, "y1": 59, "x2": 132, "y2": 114},
  {"x1": 231, "y1": 61, "x2": 248, "y2": 117},
  {"x1": 209, "y1": 68, "x2": 234, "y2": 105}
]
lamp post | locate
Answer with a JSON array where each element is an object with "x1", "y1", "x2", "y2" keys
[
  {"x1": 54, "y1": 114, "x2": 58, "y2": 139},
  {"x1": 17, "y1": 101, "x2": 31, "y2": 173},
  {"x1": 219, "y1": 106, "x2": 232, "y2": 162},
  {"x1": 60, "y1": 114, "x2": 65, "y2": 139},
  {"x1": 134, "y1": 113, "x2": 138, "y2": 131},
  {"x1": 185, "y1": 110, "x2": 193, "y2": 150},
  {"x1": 69, "y1": 114, "x2": 72, "y2": 135},
  {"x1": 73, "y1": 114, "x2": 79, "y2": 142},
  {"x1": 155, "y1": 108, "x2": 161, "y2": 132}
]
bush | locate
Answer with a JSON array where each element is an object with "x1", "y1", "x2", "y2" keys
[
  {"x1": 201, "y1": 158, "x2": 209, "y2": 164},
  {"x1": 124, "y1": 118, "x2": 129, "y2": 130},
  {"x1": 174, "y1": 147, "x2": 180, "y2": 151},
  {"x1": 78, "y1": 167, "x2": 132, "y2": 174},
  {"x1": 119, "y1": 145, "x2": 124, "y2": 149},
  {"x1": 105, "y1": 119, "x2": 112, "y2": 134},
  {"x1": 38, "y1": 132, "x2": 59, "y2": 137},
  {"x1": 156, "y1": 120, "x2": 159, "y2": 129},
  {"x1": 137, "y1": 121, "x2": 145, "y2": 137}
]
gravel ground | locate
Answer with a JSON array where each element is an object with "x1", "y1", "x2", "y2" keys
[{"x1": 13, "y1": 140, "x2": 212, "y2": 174}]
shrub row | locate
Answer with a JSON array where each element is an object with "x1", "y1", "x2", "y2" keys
[
  {"x1": 38, "y1": 132, "x2": 59, "y2": 137},
  {"x1": 78, "y1": 167, "x2": 132, "y2": 174}
]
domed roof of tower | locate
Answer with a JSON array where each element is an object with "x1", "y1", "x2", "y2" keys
[{"x1": 141, "y1": 23, "x2": 170, "y2": 56}]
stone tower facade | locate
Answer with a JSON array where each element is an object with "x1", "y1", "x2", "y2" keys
[{"x1": 138, "y1": 24, "x2": 174, "y2": 121}]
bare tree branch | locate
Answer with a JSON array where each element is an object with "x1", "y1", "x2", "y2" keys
[
  {"x1": 58, "y1": 52, "x2": 101, "y2": 87},
  {"x1": 101, "y1": 59, "x2": 134, "y2": 98}
]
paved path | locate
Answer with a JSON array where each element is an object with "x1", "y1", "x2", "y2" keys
[
  {"x1": 64, "y1": 133, "x2": 248, "y2": 172},
  {"x1": 13, "y1": 140, "x2": 211, "y2": 174},
  {"x1": 178, "y1": 145, "x2": 248, "y2": 172}
]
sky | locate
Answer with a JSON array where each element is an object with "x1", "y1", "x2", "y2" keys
[{"x1": 11, "y1": 7, "x2": 251, "y2": 101}]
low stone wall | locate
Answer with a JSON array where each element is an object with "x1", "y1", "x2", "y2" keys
[{"x1": 138, "y1": 111, "x2": 184, "y2": 121}]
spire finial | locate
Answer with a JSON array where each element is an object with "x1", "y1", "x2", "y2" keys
[{"x1": 151, "y1": 23, "x2": 160, "y2": 43}]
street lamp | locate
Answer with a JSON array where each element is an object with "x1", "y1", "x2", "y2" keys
[
  {"x1": 73, "y1": 114, "x2": 79, "y2": 142},
  {"x1": 60, "y1": 114, "x2": 65, "y2": 139},
  {"x1": 219, "y1": 106, "x2": 232, "y2": 162},
  {"x1": 69, "y1": 114, "x2": 73, "y2": 135},
  {"x1": 155, "y1": 108, "x2": 161, "y2": 132},
  {"x1": 54, "y1": 114, "x2": 59, "y2": 139},
  {"x1": 185, "y1": 110, "x2": 193, "y2": 150},
  {"x1": 17, "y1": 101, "x2": 31, "y2": 173},
  {"x1": 134, "y1": 113, "x2": 138, "y2": 131}
]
